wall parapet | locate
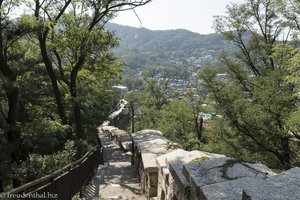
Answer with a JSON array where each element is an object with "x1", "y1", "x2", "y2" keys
[{"x1": 99, "y1": 99, "x2": 300, "y2": 200}]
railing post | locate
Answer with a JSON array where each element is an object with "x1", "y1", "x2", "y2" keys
[
  {"x1": 96, "y1": 134, "x2": 104, "y2": 165},
  {"x1": 131, "y1": 102, "x2": 135, "y2": 133}
]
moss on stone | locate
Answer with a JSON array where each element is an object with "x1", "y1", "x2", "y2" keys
[{"x1": 189, "y1": 156, "x2": 211, "y2": 164}]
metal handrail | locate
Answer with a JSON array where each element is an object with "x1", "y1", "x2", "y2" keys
[{"x1": 8, "y1": 137, "x2": 103, "y2": 199}]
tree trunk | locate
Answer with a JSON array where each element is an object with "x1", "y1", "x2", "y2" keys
[
  {"x1": 0, "y1": 73, "x2": 23, "y2": 188},
  {"x1": 195, "y1": 115, "x2": 204, "y2": 141},
  {"x1": 38, "y1": 35, "x2": 67, "y2": 124},
  {"x1": 0, "y1": 11, "x2": 22, "y2": 189},
  {"x1": 70, "y1": 56, "x2": 86, "y2": 139},
  {"x1": 5, "y1": 84, "x2": 22, "y2": 188},
  {"x1": 70, "y1": 75, "x2": 85, "y2": 139},
  {"x1": 0, "y1": 84, "x2": 22, "y2": 189},
  {"x1": 279, "y1": 137, "x2": 291, "y2": 170},
  {"x1": 0, "y1": 174, "x2": 3, "y2": 192}
]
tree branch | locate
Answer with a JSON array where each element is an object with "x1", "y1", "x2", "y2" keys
[{"x1": 53, "y1": 49, "x2": 70, "y2": 86}]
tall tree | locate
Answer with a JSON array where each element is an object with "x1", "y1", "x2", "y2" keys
[
  {"x1": 200, "y1": 0, "x2": 297, "y2": 169},
  {"x1": 50, "y1": 1, "x2": 121, "y2": 138},
  {"x1": 65, "y1": 0, "x2": 151, "y2": 138},
  {"x1": 273, "y1": 45, "x2": 300, "y2": 141},
  {"x1": 33, "y1": 0, "x2": 72, "y2": 124},
  {"x1": 0, "y1": 1, "x2": 34, "y2": 189},
  {"x1": 32, "y1": 0, "x2": 152, "y2": 139}
]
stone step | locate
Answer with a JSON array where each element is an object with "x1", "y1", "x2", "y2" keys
[
  {"x1": 104, "y1": 195, "x2": 145, "y2": 200},
  {"x1": 108, "y1": 161, "x2": 132, "y2": 166},
  {"x1": 102, "y1": 162, "x2": 140, "y2": 184},
  {"x1": 82, "y1": 133, "x2": 145, "y2": 200},
  {"x1": 99, "y1": 183, "x2": 145, "y2": 199}
]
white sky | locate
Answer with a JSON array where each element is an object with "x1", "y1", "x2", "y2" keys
[{"x1": 112, "y1": 0, "x2": 244, "y2": 34}]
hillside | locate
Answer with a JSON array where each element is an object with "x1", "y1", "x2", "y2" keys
[{"x1": 106, "y1": 23, "x2": 231, "y2": 76}]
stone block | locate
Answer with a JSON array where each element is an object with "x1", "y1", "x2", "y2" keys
[
  {"x1": 157, "y1": 149, "x2": 224, "y2": 200},
  {"x1": 121, "y1": 141, "x2": 133, "y2": 151},
  {"x1": 242, "y1": 167, "x2": 300, "y2": 200},
  {"x1": 125, "y1": 152, "x2": 133, "y2": 163},
  {"x1": 132, "y1": 130, "x2": 173, "y2": 199},
  {"x1": 200, "y1": 177, "x2": 265, "y2": 200},
  {"x1": 183, "y1": 157, "x2": 276, "y2": 199}
]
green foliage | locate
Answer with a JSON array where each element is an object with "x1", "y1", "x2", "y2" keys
[
  {"x1": 22, "y1": 118, "x2": 71, "y2": 155},
  {"x1": 127, "y1": 89, "x2": 203, "y2": 150},
  {"x1": 189, "y1": 156, "x2": 210, "y2": 164},
  {"x1": 200, "y1": 61, "x2": 297, "y2": 169},
  {"x1": 156, "y1": 100, "x2": 195, "y2": 143},
  {"x1": 0, "y1": 0, "x2": 127, "y2": 191},
  {"x1": 73, "y1": 139, "x2": 94, "y2": 159},
  {"x1": 199, "y1": 118, "x2": 284, "y2": 169},
  {"x1": 0, "y1": 131, "x2": 12, "y2": 184},
  {"x1": 14, "y1": 140, "x2": 77, "y2": 184},
  {"x1": 199, "y1": 0, "x2": 300, "y2": 170},
  {"x1": 271, "y1": 45, "x2": 300, "y2": 167},
  {"x1": 182, "y1": 132, "x2": 202, "y2": 150},
  {"x1": 45, "y1": 2, "x2": 123, "y2": 139}
]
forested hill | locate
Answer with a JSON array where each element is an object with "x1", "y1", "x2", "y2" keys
[{"x1": 105, "y1": 23, "x2": 231, "y2": 75}]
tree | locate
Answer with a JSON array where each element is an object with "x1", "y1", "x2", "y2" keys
[
  {"x1": 157, "y1": 99, "x2": 196, "y2": 147},
  {"x1": 125, "y1": 61, "x2": 212, "y2": 149},
  {"x1": 185, "y1": 89, "x2": 206, "y2": 142},
  {"x1": 0, "y1": 1, "x2": 36, "y2": 189},
  {"x1": 276, "y1": 0, "x2": 300, "y2": 34},
  {"x1": 53, "y1": 11, "x2": 122, "y2": 138},
  {"x1": 273, "y1": 45, "x2": 300, "y2": 141},
  {"x1": 200, "y1": 0, "x2": 298, "y2": 169},
  {"x1": 33, "y1": 0, "x2": 72, "y2": 124},
  {"x1": 142, "y1": 68, "x2": 171, "y2": 110},
  {"x1": 0, "y1": 0, "x2": 152, "y2": 191},
  {"x1": 32, "y1": 0, "x2": 152, "y2": 139}
]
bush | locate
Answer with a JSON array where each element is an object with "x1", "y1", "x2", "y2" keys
[
  {"x1": 14, "y1": 140, "x2": 77, "y2": 184},
  {"x1": 22, "y1": 119, "x2": 72, "y2": 155}
]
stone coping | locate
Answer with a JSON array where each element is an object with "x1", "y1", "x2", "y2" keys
[
  {"x1": 200, "y1": 176, "x2": 266, "y2": 200},
  {"x1": 108, "y1": 99, "x2": 128, "y2": 120},
  {"x1": 132, "y1": 130, "x2": 171, "y2": 171},
  {"x1": 166, "y1": 150, "x2": 224, "y2": 188},
  {"x1": 100, "y1": 125, "x2": 132, "y2": 151},
  {"x1": 101, "y1": 125, "x2": 118, "y2": 133},
  {"x1": 199, "y1": 167, "x2": 300, "y2": 200},
  {"x1": 111, "y1": 129, "x2": 131, "y2": 141},
  {"x1": 242, "y1": 167, "x2": 300, "y2": 200},
  {"x1": 183, "y1": 157, "x2": 277, "y2": 199}
]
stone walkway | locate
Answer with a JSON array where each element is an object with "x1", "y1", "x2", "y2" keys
[{"x1": 81, "y1": 134, "x2": 145, "y2": 200}]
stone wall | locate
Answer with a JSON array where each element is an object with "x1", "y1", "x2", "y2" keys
[
  {"x1": 107, "y1": 99, "x2": 130, "y2": 130},
  {"x1": 132, "y1": 130, "x2": 179, "y2": 199},
  {"x1": 156, "y1": 149, "x2": 225, "y2": 200},
  {"x1": 99, "y1": 99, "x2": 300, "y2": 200}
]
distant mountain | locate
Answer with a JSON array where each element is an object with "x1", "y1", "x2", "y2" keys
[{"x1": 105, "y1": 23, "x2": 231, "y2": 75}]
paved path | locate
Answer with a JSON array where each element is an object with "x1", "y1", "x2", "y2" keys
[{"x1": 81, "y1": 134, "x2": 145, "y2": 200}]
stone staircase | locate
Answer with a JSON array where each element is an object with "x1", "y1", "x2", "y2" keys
[{"x1": 81, "y1": 134, "x2": 146, "y2": 200}]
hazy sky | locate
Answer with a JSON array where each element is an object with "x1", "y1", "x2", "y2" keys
[{"x1": 112, "y1": 0, "x2": 244, "y2": 34}]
